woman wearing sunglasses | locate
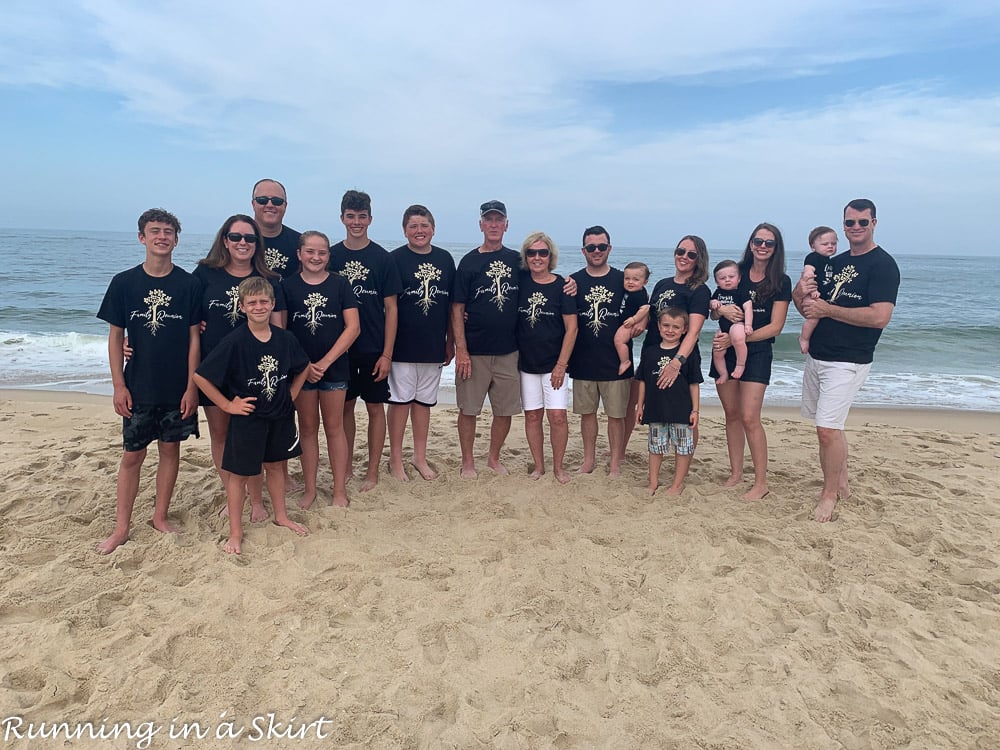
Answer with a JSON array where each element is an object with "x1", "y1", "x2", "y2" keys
[
  {"x1": 710, "y1": 223, "x2": 791, "y2": 500},
  {"x1": 194, "y1": 214, "x2": 285, "y2": 520},
  {"x1": 516, "y1": 232, "x2": 578, "y2": 484},
  {"x1": 626, "y1": 236, "x2": 711, "y2": 441}
]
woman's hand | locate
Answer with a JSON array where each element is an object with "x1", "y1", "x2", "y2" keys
[
  {"x1": 713, "y1": 330, "x2": 731, "y2": 352},
  {"x1": 655, "y1": 357, "x2": 682, "y2": 389}
]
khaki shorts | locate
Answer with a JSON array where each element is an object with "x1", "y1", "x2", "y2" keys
[
  {"x1": 572, "y1": 378, "x2": 630, "y2": 419},
  {"x1": 456, "y1": 352, "x2": 522, "y2": 417}
]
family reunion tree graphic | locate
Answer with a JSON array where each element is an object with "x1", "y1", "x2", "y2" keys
[
  {"x1": 413, "y1": 263, "x2": 442, "y2": 314},
  {"x1": 486, "y1": 261, "x2": 511, "y2": 308},
  {"x1": 258, "y1": 355, "x2": 278, "y2": 400},
  {"x1": 303, "y1": 292, "x2": 327, "y2": 333},
  {"x1": 143, "y1": 289, "x2": 171, "y2": 334},
  {"x1": 525, "y1": 292, "x2": 546, "y2": 327},
  {"x1": 584, "y1": 286, "x2": 615, "y2": 334}
]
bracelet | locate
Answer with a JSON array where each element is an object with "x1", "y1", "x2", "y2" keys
[
  {"x1": 379, "y1": 354, "x2": 391, "y2": 361},
  {"x1": 556, "y1": 362, "x2": 568, "y2": 368}
]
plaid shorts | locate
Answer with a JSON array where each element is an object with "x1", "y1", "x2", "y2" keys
[{"x1": 647, "y1": 422, "x2": 694, "y2": 456}]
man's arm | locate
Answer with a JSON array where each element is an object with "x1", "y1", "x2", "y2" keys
[
  {"x1": 800, "y1": 298, "x2": 895, "y2": 329},
  {"x1": 451, "y1": 302, "x2": 471, "y2": 380}
]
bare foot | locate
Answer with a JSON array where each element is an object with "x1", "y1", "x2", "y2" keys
[
  {"x1": 529, "y1": 467, "x2": 544, "y2": 480},
  {"x1": 298, "y1": 494, "x2": 316, "y2": 511},
  {"x1": 838, "y1": 483, "x2": 852, "y2": 500},
  {"x1": 249, "y1": 503, "x2": 269, "y2": 523},
  {"x1": 618, "y1": 360, "x2": 631, "y2": 375},
  {"x1": 460, "y1": 465, "x2": 478, "y2": 479},
  {"x1": 722, "y1": 473, "x2": 743, "y2": 488},
  {"x1": 411, "y1": 461, "x2": 438, "y2": 481},
  {"x1": 487, "y1": 458, "x2": 509, "y2": 475},
  {"x1": 360, "y1": 476, "x2": 378, "y2": 493},
  {"x1": 731, "y1": 364, "x2": 745, "y2": 379},
  {"x1": 331, "y1": 495, "x2": 350, "y2": 508},
  {"x1": 664, "y1": 484, "x2": 684, "y2": 496},
  {"x1": 648, "y1": 481, "x2": 658, "y2": 496},
  {"x1": 389, "y1": 461, "x2": 410, "y2": 482},
  {"x1": 798, "y1": 335, "x2": 809, "y2": 354},
  {"x1": 96, "y1": 531, "x2": 129, "y2": 555},
  {"x1": 814, "y1": 496, "x2": 838, "y2": 523},
  {"x1": 742, "y1": 485, "x2": 769, "y2": 501},
  {"x1": 151, "y1": 518, "x2": 181, "y2": 534},
  {"x1": 577, "y1": 460, "x2": 596, "y2": 474},
  {"x1": 275, "y1": 517, "x2": 309, "y2": 536},
  {"x1": 554, "y1": 469, "x2": 571, "y2": 485},
  {"x1": 608, "y1": 466, "x2": 622, "y2": 479},
  {"x1": 222, "y1": 536, "x2": 241, "y2": 555}
]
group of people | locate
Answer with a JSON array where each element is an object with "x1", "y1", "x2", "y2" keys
[{"x1": 96, "y1": 182, "x2": 899, "y2": 555}]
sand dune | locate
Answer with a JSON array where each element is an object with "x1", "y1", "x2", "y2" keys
[{"x1": 1, "y1": 391, "x2": 998, "y2": 748}]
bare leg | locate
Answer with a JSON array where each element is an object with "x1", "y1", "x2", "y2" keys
[
  {"x1": 97, "y1": 447, "x2": 146, "y2": 554},
  {"x1": 815, "y1": 426, "x2": 848, "y2": 522},
  {"x1": 409, "y1": 404, "x2": 437, "y2": 480},
  {"x1": 205, "y1": 405, "x2": 231, "y2": 503},
  {"x1": 578, "y1": 412, "x2": 598, "y2": 473},
  {"x1": 246, "y1": 474, "x2": 268, "y2": 522},
  {"x1": 730, "y1": 327, "x2": 748, "y2": 380},
  {"x1": 548, "y1": 409, "x2": 570, "y2": 484},
  {"x1": 648, "y1": 452, "x2": 662, "y2": 495},
  {"x1": 222, "y1": 471, "x2": 247, "y2": 555},
  {"x1": 608, "y1": 416, "x2": 625, "y2": 478},
  {"x1": 738, "y1": 381, "x2": 770, "y2": 500},
  {"x1": 264, "y1": 461, "x2": 309, "y2": 536},
  {"x1": 296, "y1": 390, "x2": 321, "y2": 509},
  {"x1": 524, "y1": 408, "x2": 545, "y2": 479},
  {"x1": 716, "y1": 379, "x2": 745, "y2": 486},
  {"x1": 713, "y1": 345, "x2": 730, "y2": 385},
  {"x1": 343, "y1": 397, "x2": 357, "y2": 481},
  {"x1": 360, "y1": 402, "x2": 386, "y2": 492},
  {"x1": 799, "y1": 315, "x2": 818, "y2": 354},
  {"x1": 458, "y1": 412, "x2": 478, "y2": 478},
  {"x1": 623, "y1": 380, "x2": 640, "y2": 453},
  {"x1": 486, "y1": 415, "x2": 511, "y2": 474},
  {"x1": 319, "y1": 390, "x2": 350, "y2": 507},
  {"x1": 151, "y1": 440, "x2": 182, "y2": 534},
  {"x1": 666, "y1": 452, "x2": 692, "y2": 496},
  {"x1": 387, "y1": 402, "x2": 411, "y2": 481}
]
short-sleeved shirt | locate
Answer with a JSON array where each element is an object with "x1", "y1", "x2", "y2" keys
[
  {"x1": 97, "y1": 263, "x2": 200, "y2": 406},
  {"x1": 569, "y1": 267, "x2": 633, "y2": 381},
  {"x1": 740, "y1": 271, "x2": 792, "y2": 348},
  {"x1": 262, "y1": 225, "x2": 302, "y2": 279},
  {"x1": 803, "y1": 251, "x2": 836, "y2": 288},
  {"x1": 192, "y1": 265, "x2": 285, "y2": 357},
  {"x1": 196, "y1": 325, "x2": 309, "y2": 420},
  {"x1": 282, "y1": 273, "x2": 359, "y2": 383},
  {"x1": 452, "y1": 247, "x2": 521, "y2": 356},
  {"x1": 645, "y1": 277, "x2": 711, "y2": 349},
  {"x1": 329, "y1": 241, "x2": 403, "y2": 355},
  {"x1": 635, "y1": 344, "x2": 696, "y2": 424},
  {"x1": 810, "y1": 246, "x2": 900, "y2": 364},
  {"x1": 391, "y1": 244, "x2": 456, "y2": 363},
  {"x1": 516, "y1": 273, "x2": 577, "y2": 374},
  {"x1": 712, "y1": 285, "x2": 753, "y2": 335}
]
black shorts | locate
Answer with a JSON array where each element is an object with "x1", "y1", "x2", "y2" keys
[
  {"x1": 222, "y1": 413, "x2": 302, "y2": 476},
  {"x1": 346, "y1": 351, "x2": 391, "y2": 403},
  {"x1": 709, "y1": 344, "x2": 773, "y2": 385},
  {"x1": 122, "y1": 405, "x2": 199, "y2": 452}
]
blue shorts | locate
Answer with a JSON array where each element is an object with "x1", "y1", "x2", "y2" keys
[
  {"x1": 647, "y1": 422, "x2": 694, "y2": 456},
  {"x1": 301, "y1": 379, "x2": 348, "y2": 392},
  {"x1": 122, "y1": 405, "x2": 199, "y2": 452}
]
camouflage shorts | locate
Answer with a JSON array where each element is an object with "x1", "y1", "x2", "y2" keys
[{"x1": 123, "y1": 405, "x2": 199, "y2": 452}]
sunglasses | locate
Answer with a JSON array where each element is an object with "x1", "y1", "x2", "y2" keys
[
  {"x1": 525, "y1": 248, "x2": 550, "y2": 258},
  {"x1": 583, "y1": 243, "x2": 610, "y2": 253},
  {"x1": 674, "y1": 248, "x2": 698, "y2": 260},
  {"x1": 844, "y1": 219, "x2": 871, "y2": 227},
  {"x1": 226, "y1": 232, "x2": 258, "y2": 243},
  {"x1": 751, "y1": 238, "x2": 776, "y2": 248},
  {"x1": 253, "y1": 196, "x2": 286, "y2": 206}
]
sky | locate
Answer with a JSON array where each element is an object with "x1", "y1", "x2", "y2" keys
[{"x1": 1, "y1": 1, "x2": 998, "y2": 255}]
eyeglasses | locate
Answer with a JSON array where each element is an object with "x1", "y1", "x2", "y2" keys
[
  {"x1": 525, "y1": 248, "x2": 550, "y2": 258},
  {"x1": 674, "y1": 248, "x2": 698, "y2": 260},
  {"x1": 751, "y1": 238, "x2": 776, "y2": 248},
  {"x1": 583, "y1": 243, "x2": 609, "y2": 253},
  {"x1": 253, "y1": 196, "x2": 286, "y2": 206},
  {"x1": 226, "y1": 232, "x2": 258, "y2": 243},
  {"x1": 844, "y1": 219, "x2": 871, "y2": 228}
]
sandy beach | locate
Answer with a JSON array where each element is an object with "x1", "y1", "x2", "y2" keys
[{"x1": 1, "y1": 389, "x2": 998, "y2": 749}]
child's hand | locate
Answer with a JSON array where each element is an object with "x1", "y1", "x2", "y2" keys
[
  {"x1": 113, "y1": 384, "x2": 133, "y2": 418},
  {"x1": 744, "y1": 325, "x2": 753, "y2": 336},
  {"x1": 709, "y1": 299, "x2": 721, "y2": 311},
  {"x1": 689, "y1": 410, "x2": 699, "y2": 428},
  {"x1": 227, "y1": 396, "x2": 257, "y2": 416}
]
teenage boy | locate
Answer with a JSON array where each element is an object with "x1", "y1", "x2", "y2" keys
[
  {"x1": 193, "y1": 277, "x2": 311, "y2": 555},
  {"x1": 96, "y1": 208, "x2": 201, "y2": 554},
  {"x1": 328, "y1": 190, "x2": 402, "y2": 492}
]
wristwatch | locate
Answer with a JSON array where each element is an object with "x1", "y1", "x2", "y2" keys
[{"x1": 675, "y1": 354, "x2": 687, "y2": 365}]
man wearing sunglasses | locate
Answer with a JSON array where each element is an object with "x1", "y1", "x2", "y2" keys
[
  {"x1": 251, "y1": 178, "x2": 301, "y2": 279},
  {"x1": 793, "y1": 198, "x2": 899, "y2": 523},
  {"x1": 569, "y1": 226, "x2": 639, "y2": 478}
]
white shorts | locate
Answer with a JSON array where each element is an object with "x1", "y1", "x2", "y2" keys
[
  {"x1": 388, "y1": 362, "x2": 444, "y2": 407},
  {"x1": 519, "y1": 371, "x2": 570, "y2": 411},
  {"x1": 801, "y1": 355, "x2": 872, "y2": 430}
]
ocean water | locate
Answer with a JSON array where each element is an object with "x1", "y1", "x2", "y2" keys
[{"x1": 2, "y1": 228, "x2": 998, "y2": 412}]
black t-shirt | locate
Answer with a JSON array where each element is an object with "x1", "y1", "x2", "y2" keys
[
  {"x1": 645, "y1": 277, "x2": 710, "y2": 348},
  {"x1": 329, "y1": 241, "x2": 403, "y2": 355},
  {"x1": 453, "y1": 247, "x2": 520, "y2": 355},
  {"x1": 282, "y1": 273, "x2": 359, "y2": 383},
  {"x1": 569, "y1": 267, "x2": 632, "y2": 380},
  {"x1": 635, "y1": 344, "x2": 696, "y2": 424},
  {"x1": 391, "y1": 244, "x2": 455, "y2": 363},
  {"x1": 516, "y1": 273, "x2": 577, "y2": 374},
  {"x1": 97, "y1": 263, "x2": 200, "y2": 406},
  {"x1": 810, "y1": 246, "x2": 900, "y2": 364},
  {"x1": 192, "y1": 265, "x2": 285, "y2": 357},
  {"x1": 741, "y1": 272, "x2": 792, "y2": 348},
  {"x1": 711, "y1": 285, "x2": 752, "y2": 335},
  {"x1": 196, "y1": 325, "x2": 308, "y2": 420},
  {"x1": 803, "y1": 251, "x2": 836, "y2": 288},
  {"x1": 262, "y1": 225, "x2": 302, "y2": 279}
]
